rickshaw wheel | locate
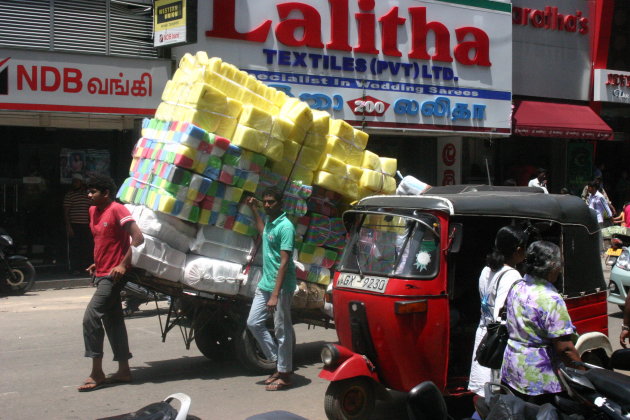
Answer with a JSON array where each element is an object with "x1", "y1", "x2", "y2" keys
[{"x1": 324, "y1": 378, "x2": 375, "y2": 420}]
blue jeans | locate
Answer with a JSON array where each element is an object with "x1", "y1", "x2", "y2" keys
[{"x1": 246, "y1": 288, "x2": 293, "y2": 373}]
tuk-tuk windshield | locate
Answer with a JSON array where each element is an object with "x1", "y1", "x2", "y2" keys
[{"x1": 340, "y1": 212, "x2": 440, "y2": 279}]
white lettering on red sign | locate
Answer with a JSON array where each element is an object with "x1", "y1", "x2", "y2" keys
[{"x1": 16, "y1": 65, "x2": 153, "y2": 96}]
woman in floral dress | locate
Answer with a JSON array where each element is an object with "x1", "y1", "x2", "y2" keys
[
  {"x1": 501, "y1": 241, "x2": 582, "y2": 404},
  {"x1": 468, "y1": 225, "x2": 527, "y2": 397}
]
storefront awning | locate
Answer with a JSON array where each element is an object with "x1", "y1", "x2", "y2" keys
[{"x1": 513, "y1": 100, "x2": 613, "y2": 140}]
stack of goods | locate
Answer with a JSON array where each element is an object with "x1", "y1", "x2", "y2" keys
[{"x1": 117, "y1": 52, "x2": 396, "y2": 306}]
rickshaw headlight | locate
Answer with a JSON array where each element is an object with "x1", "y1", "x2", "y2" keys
[
  {"x1": 617, "y1": 248, "x2": 630, "y2": 271},
  {"x1": 321, "y1": 344, "x2": 339, "y2": 367}
]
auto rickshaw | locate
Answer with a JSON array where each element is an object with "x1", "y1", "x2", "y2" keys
[{"x1": 319, "y1": 186, "x2": 612, "y2": 420}]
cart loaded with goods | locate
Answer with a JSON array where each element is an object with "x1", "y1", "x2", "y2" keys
[{"x1": 116, "y1": 51, "x2": 397, "y2": 372}]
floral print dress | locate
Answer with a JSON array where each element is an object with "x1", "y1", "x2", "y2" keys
[{"x1": 501, "y1": 274, "x2": 576, "y2": 395}]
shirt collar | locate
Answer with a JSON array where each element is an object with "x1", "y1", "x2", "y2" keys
[{"x1": 267, "y1": 212, "x2": 288, "y2": 227}]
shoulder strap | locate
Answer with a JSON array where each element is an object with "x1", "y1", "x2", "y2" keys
[
  {"x1": 493, "y1": 268, "x2": 516, "y2": 297},
  {"x1": 498, "y1": 279, "x2": 523, "y2": 321}
]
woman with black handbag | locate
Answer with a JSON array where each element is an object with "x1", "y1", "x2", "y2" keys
[
  {"x1": 468, "y1": 226, "x2": 527, "y2": 397},
  {"x1": 501, "y1": 241, "x2": 582, "y2": 405}
]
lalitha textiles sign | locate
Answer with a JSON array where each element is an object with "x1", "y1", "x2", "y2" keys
[{"x1": 174, "y1": 0, "x2": 513, "y2": 135}]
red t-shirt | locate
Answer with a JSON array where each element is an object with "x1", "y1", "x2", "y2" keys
[
  {"x1": 89, "y1": 201, "x2": 134, "y2": 277},
  {"x1": 624, "y1": 205, "x2": 630, "y2": 227}
]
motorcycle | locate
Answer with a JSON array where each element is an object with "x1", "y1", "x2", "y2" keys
[
  {"x1": 475, "y1": 349, "x2": 630, "y2": 420},
  {"x1": 0, "y1": 228, "x2": 35, "y2": 295}
]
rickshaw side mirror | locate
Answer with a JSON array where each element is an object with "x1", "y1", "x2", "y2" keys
[{"x1": 447, "y1": 223, "x2": 463, "y2": 253}]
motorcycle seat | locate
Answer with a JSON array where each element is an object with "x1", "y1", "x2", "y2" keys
[{"x1": 585, "y1": 368, "x2": 630, "y2": 408}]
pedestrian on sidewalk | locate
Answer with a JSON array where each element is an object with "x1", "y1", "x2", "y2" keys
[
  {"x1": 246, "y1": 188, "x2": 296, "y2": 391},
  {"x1": 78, "y1": 175, "x2": 144, "y2": 392},
  {"x1": 63, "y1": 173, "x2": 93, "y2": 275}
]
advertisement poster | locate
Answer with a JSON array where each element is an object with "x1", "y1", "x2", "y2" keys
[{"x1": 60, "y1": 149, "x2": 110, "y2": 184}]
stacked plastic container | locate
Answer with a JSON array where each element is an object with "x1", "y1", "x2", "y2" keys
[{"x1": 118, "y1": 52, "x2": 397, "y2": 311}]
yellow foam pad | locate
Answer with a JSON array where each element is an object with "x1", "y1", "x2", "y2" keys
[
  {"x1": 232, "y1": 124, "x2": 283, "y2": 162},
  {"x1": 214, "y1": 98, "x2": 243, "y2": 139},
  {"x1": 239, "y1": 104, "x2": 273, "y2": 132},
  {"x1": 379, "y1": 157, "x2": 398, "y2": 176},
  {"x1": 297, "y1": 144, "x2": 324, "y2": 171},
  {"x1": 361, "y1": 150, "x2": 381, "y2": 172},
  {"x1": 359, "y1": 170, "x2": 396, "y2": 194},
  {"x1": 273, "y1": 90, "x2": 288, "y2": 108},
  {"x1": 282, "y1": 98, "x2": 313, "y2": 129},
  {"x1": 324, "y1": 135, "x2": 363, "y2": 166},
  {"x1": 311, "y1": 110, "x2": 331, "y2": 135},
  {"x1": 346, "y1": 165, "x2": 363, "y2": 183},
  {"x1": 194, "y1": 51, "x2": 209, "y2": 66},
  {"x1": 178, "y1": 53, "x2": 195, "y2": 70},
  {"x1": 328, "y1": 119, "x2": 354, "y2": 142},
  {"x1": 353, "y1": 129, "x2": 369, "y2": 150},
  {"x1": 271, "y1": 116, "x2": 295, "y2": 141},
  {"x1": 184, "y1": 82, "x2": 228, "y2": 114},
  {"x1": 303, "y1": 131, "x2": 326, "y2": 149},
  {"x1": 313, "y1": 170, "x2": 344, "y2": 196},
  {"x1": 318, "y1": 154, "x2": 346, "y2": 176},
  {"x1": 283, "y1": 140, "x2": 300, "y2": 162},
  {"x1": 173, "y1": 104, "x2": 222, "y2": 133},
  {"x1": 161, "y1": 80, "x2": 178, "y2": 102},
  {"x1": 272, "y1": 160, "x2": 314, "y2": 185}
]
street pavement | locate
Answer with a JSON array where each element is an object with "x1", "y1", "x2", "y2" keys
[
  {"x1": 1, "y1": 260, "x2": 623, "y2": 420},
  {"x1": 0, "y1": 287, "x2": 410, "y2": 420}
]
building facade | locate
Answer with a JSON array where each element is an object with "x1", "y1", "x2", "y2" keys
[{"x1": 0, "y1": 0, "x2": 170, "y2": 269}]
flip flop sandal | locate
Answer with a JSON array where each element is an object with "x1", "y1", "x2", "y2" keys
[
  {"x1": 78, "y1": 380, "x2": 109, "y2": 392},
  {"x1": 263, "y1": 372, "x2": 280, "y2": 385},
  {"x1": 265, "y1": 379, "x2": 292, "y2": 391},
  {"x1": 104, "y1": 375, "x2": 133, "y2": 384}
]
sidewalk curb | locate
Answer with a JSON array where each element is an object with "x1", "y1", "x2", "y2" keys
[{"x1": 32, "y1": 278, "x2": 93, "y2": 291}]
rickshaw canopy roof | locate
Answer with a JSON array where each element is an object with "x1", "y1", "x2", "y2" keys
[{"x1": 354, "y1": 186, "x2": 599, "y2": 233}]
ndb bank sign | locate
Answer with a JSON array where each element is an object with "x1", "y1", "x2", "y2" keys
[{"x1": 174, "y1": 0, "x2": 513, "y2": 136}]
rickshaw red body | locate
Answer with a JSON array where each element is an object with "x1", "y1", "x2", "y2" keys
[{"x1": 320, "y1": 187, "x2": 610, "y2": 408}]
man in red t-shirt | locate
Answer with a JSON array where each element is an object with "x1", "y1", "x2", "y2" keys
[{"x1": 78, "y1": 175, "x2": 143, "y2": 392}]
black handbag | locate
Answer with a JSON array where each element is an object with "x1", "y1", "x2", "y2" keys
[{"x1": 475, "y1": 272, "x2": 521, "y2": 369}]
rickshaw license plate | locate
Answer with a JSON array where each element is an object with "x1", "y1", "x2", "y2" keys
[{"x1": 337, "y1": 273, "x2": 389, "y2": 293}]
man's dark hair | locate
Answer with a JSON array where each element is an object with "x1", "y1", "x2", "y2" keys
[
  {"x1": 588, "y1": 180, "x2": 600, "y2": 189},
  {"x1": 536, "y1": 168, "x2": 547, "y2": 176},
  {"x1": 262, "y1": 187, "x2": 283, "y2": 202},
  {"x1": 87, "y1": 174, "x2": 117, "y2": 196}
]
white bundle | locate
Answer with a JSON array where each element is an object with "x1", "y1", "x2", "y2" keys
[
  {"x1": 238, "y1": 265, "x2": 262, "y2": 299},
  {"x1": 182, "y1": 255, "x2": 243, "y2": 295},
  {"x1": 191, "y1": 225, "x2": 254, "y2": 265},
  {"x1": 125, "y1": 204, "x2": 197, "y2": 253},
  {"x1": 396, "y1": 175, "x2": 431, "y2": 196},
  {"x1": 131, "y1": 234, "x2": 186, "y2": 282}
]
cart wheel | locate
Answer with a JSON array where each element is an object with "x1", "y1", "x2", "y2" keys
[
  {"x1": 194, "y1": 323, "x2": 236, "y2": 362},
  {"x1": 324, "y1": 378, "x2": 375, "y2": 420},
  {"x1": 235, "y1": 326, "x2": 296, "y2": 374}
]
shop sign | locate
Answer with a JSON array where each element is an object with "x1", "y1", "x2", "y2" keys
[
  {"x1": 154, "y1": 0, "x2": 197, "y2": 47},
  {"x1": 173, "y1": 0, "x2": 513, "y2": 136},
  {"x1": 0, "y1": 49, "x2": 170, "y2": 115},
  {"x1": 437, "y1": 137, "x2": 461, "y2": 185},
  {"x1": 512, "y1": 0, "x2": 593, "y2": 101},
  {"x1": 593, "y1": 69, "x2": 630, "y2": 104}
]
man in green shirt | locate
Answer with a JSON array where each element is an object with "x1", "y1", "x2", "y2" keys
[{"x1": 246, "y1": 188, "x2": 296, "y2": 391}]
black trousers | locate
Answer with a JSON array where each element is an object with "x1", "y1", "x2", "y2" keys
[
  {"x1": 68, "y1": 223, "x2": 94, "y2": 272},
  {"x1": 82, "y1": 277, "x2": 131, "y2": 361}
]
